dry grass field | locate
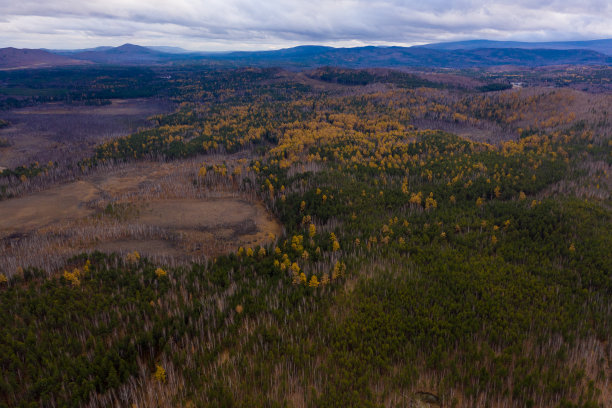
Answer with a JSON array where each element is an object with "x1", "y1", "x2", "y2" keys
[
  {"x1": 0, "y1": 98, "x2": 172, "y2": 168},
  {"x1": 0, "y1": 157, "x2": 280, "y2": 274},
  {"x1": 0, "y1": 97, "x2": 280, "y2": 274}
]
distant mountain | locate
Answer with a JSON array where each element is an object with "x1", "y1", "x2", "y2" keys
[
  {"x1": 230, "y1": 45, "x2": 334, "y2": 59},
  {"x1": 147, "y1": 46, "x2": 191, "y2": 54},
  {"x1": 216, "y1": 45, "x2": 441, "y2": 67},
  {"x1": 215, "y1": 45, "x2": 612, "y2": 68},
  {"x1": 0, "y1": 48, "x2": 90, "y2": 70},
  {"x1": 69, "y1": 43, "x2": 176, "y2": 64},
  {"x1": 419, "y1": 39, "x2": 612, "y2": 56},
  {"x1": 49, "y1": 46, "x2": 114, "y2": 55},
  {"x1": 3, "y1": 42, "x2": 611, "y2": 70}
]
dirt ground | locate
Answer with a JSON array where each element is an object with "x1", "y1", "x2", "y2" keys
[
  {"x1": 0, "y1": 98, "x2": 173, "y2": 168},
  {"x1": 0, "y1": 157, "x2": 281, "y2": 275},
  {"x1": 0, "y1": 180, "x2": 99, "y2": 232}
]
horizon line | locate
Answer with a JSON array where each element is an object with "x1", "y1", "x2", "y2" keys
[{"x1": 1, "y1": 37, "x2": 612, "y2": 53}]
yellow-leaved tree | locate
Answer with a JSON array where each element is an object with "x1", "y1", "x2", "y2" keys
[
  {"x1": 126, "y1": 251, "x2": 140, "y2": 263},
  {"x1": 309, "y1": 275, "x2": 320, "y2": 287},
  {"x1": 153, "y1": 364, "x2": 166, "y2": 383},
  {"x1": 308, "y1": 223, "x2": 316, "y2": 238}
]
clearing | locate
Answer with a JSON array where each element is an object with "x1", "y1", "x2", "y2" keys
[
  {"x1": 0, "y1": 98, "x2": 173, "y2": 168},
  {"x1": 0, "y1": 157, "x2": 281, "y2": 275}
]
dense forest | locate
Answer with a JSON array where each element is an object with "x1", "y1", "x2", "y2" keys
[{"x1": 0, "y1": 65, "x2": 610, "y2": 407}]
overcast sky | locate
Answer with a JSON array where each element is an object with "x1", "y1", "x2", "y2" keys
[{"x1": 1, "y1": 0, "x2": 611, "y2": 50}]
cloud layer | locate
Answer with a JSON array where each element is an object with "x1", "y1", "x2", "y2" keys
[{"x1": 1, "y1": 0, "x2": 611, "y2": 50}]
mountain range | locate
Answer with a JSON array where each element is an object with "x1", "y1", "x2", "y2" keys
[
  {"x1": 416, "y1": 39, "x2": 612, "y2": 56},
  {"x1": 1, "y1": 39, "x2": 611, "y2": 70},
  {"x1": 215, "y1": 45, "x2": 612, "y2": 68}
]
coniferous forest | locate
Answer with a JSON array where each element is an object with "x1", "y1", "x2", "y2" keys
[{"x1": 0, "y1": 65, "x2": 610, "y2": 408}]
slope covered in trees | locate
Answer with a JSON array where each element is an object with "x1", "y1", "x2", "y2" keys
[{"x1": 0, "y1": 66, "x2": 610, "y2": 408}]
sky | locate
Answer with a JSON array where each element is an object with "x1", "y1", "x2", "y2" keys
[{"x1": 1, "y1": 0, "x2": 611, "y2": 51}]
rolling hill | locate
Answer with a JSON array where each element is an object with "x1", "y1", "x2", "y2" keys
[
  {"x1": 418, "y1": 38, "x2": 612, "y2": 55},
  {"x1": 68, "y1": 43, "x2": 176, "y2": 64},
  {"x1": 0, "y1": 48, "x2": 90, "y2": 70},
  {"x1": 215, "y1": 45, "x2": 612, "y2": 68}
]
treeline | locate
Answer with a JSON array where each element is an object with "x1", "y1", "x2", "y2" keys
[
  {"x1": 0, "y1": 67, "x2": 171, "y2": 110},
  {"x1": 307, "y1": 67, "x2": 444, "y2": 88}
]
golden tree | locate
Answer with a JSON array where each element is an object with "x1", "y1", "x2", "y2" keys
[
  {"x1": 308, "y1": 223, "x2": 316, "y2": 238},
  {"x1": 321, "y1": 273, "x2": 330, "y2": 286},
  {"x1": 309, "y1": 275, "x2": 320, "y2": 288},
  {"x1": 409, "y1": 191, "x2": 423, "y2": 206},
  {"x1": 63, "y1": 268, "x2": 81, "y2": 287},
  {"x1": 332, "y1": 261, "x2": 346, "y2": 280},
  {"x1": 126, "y1": 251, "x2": 141, "y2": 263},
  {"x1": 425, "y1": 192, "x2": 437, "y2": 210},
  {"x1": 153, "y1": 364, "x2": 166, "y2": 383},
  {"x1": 332, "y1": 239, "x2": 340, "y2": 252}
]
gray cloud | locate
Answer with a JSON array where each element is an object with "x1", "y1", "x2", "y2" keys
[{"x1": 0, "y1": 0, "x2": 610, "y2": 50}]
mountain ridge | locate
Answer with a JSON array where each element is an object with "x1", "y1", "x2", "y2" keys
[
  {"x1": 216, "y1": 45, "x2": 612, "y2": 68},
  {"x1": 0, "y1": 47, "x2": 91, "y2": 70},
  {"x1": 1, "y1": 40, "x2": 611, "y2": 70},
  {"x1": 418, "y1": 38, "x2": 612, "y2": 55}
]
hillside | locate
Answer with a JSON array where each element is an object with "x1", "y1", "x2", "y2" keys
[
  {"x1": 419, "y1": 38, "x2": 612, "y2": 56},
  {"x1": 216, "y1": 45, "x2": 612, "y2": 68},
  {"x1": 69, "y1": 43, "x2": 176, "y2": 64},
  {"x1": 0, "y1": 48, "x2": 89, "y2": 70}
]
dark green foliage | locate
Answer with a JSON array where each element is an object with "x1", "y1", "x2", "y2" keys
[
  {"x1": 478, "y1": 83, "x2": 512, "y2": 92},
  {"x1": 0, "y1": 255, "x2": 162, "y2": 407},
  {"x1": 308, "y1": 67, "x2": 444, "y2": 88},
  {"x1": 0, "y1": 67, "x2": 167, "y2": 110},
  {"x1": 0, "y1": 162, "x2": 54, "y2": 179}
]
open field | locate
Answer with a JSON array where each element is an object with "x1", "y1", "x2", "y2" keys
[
  {"x1": 0, "y1": 157, "x2": 280, "y2": 274},
  {"x1": 0, "y1": 98, "x2": 172, "y2": 168}
]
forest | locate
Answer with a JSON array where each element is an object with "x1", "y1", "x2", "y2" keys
[{"x1": 0, "y1": 64, "x2": 610, "y2": 408}]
